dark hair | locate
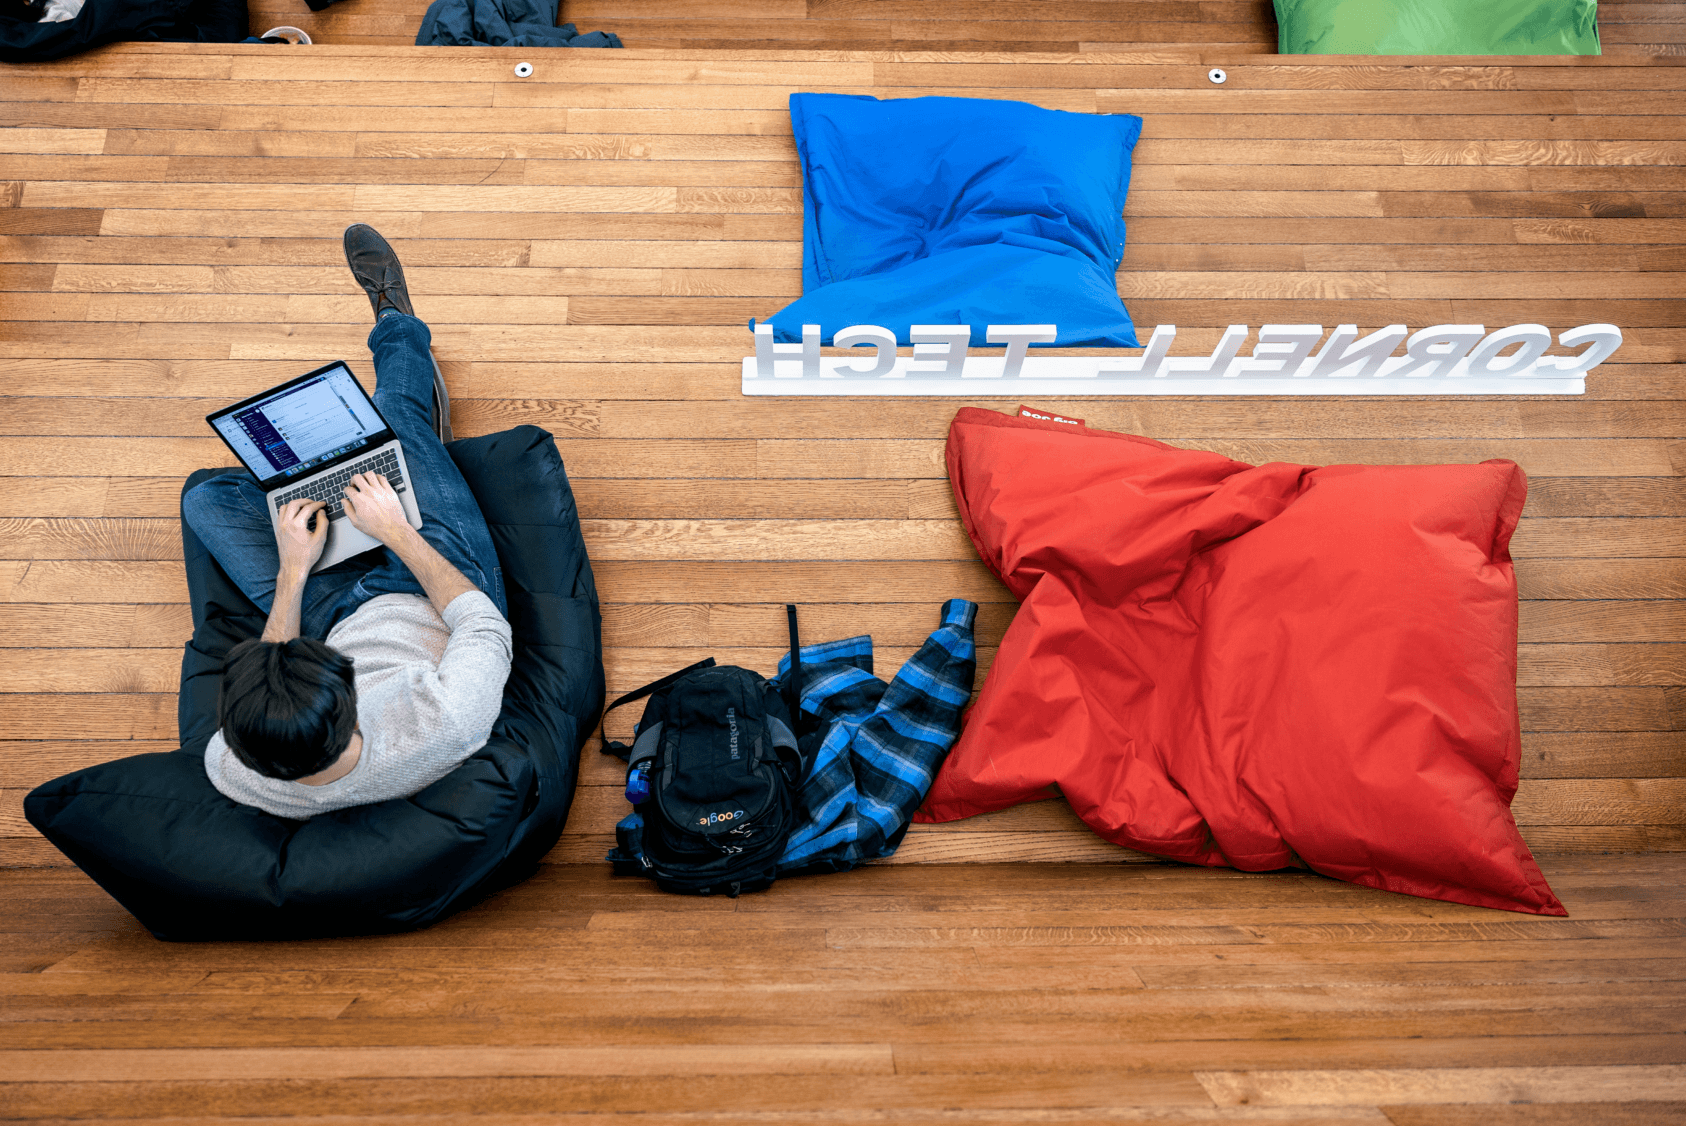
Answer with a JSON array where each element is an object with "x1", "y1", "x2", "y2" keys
[{"x1": 217, "y1": 638, "x2": 357, "y2": 780}]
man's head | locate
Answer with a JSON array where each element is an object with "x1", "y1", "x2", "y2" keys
[{"x1": 218, "y1": 638, "x2": 357, "y2": 780}]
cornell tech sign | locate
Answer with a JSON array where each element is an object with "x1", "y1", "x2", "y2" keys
[{"x1": 742, "y1": 323, "x2": 1620, "y2": 396}]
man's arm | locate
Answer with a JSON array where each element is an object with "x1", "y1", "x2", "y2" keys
[
  {"x1": 340, "y1": 472, "x2": 478, "y2": 614},
  {"x1": 341, "y1": 471, "x2": 511, "y2": 759},
  {"x1": 262, "y1": 498, "x2": 329, "y2": 643}
]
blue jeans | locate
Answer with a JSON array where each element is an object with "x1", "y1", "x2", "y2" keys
[{"x1": 183, "y1": 314, "x2": 507, "y2": 640}]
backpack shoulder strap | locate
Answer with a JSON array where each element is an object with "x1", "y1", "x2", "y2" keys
[
  {"x1": 599, "y1": 657, "x2": 716, "y2": 759},
  {"x1": 784, "y1": 603, "x2": 802, "y2": 720}
]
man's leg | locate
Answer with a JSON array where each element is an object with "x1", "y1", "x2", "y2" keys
[
  {"x1": 343, "y1": 311, "x2": 507, "y2": 616},
  {"x1": 183, "y1": 222, "x2": 503, "y2": 640},
  {"x1": 181, "y1": 473, "x2": 365, "y2": 635}
]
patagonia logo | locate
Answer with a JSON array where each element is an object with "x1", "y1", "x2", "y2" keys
[
  {"x1": 698, "y1": 810, "x2": 746, "y2": 826},
  {"x1": 727, "y1": 706, "x2": 739, "y2": 760}
]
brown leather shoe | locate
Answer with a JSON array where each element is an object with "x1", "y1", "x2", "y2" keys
[
  {"x1": 344, "y1": 223, "x2": 449, "y2": 441},
  {"x1": 343, "y1": 222, "x2": 414, "y2": 319}
]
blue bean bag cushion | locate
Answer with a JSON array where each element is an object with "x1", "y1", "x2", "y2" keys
[
  {"x1": 762, "y1": 94, "x2": 1143, "y2": 349},
  {"x1": 25, "y1": 426, "x2": 605, "y2": 941}
]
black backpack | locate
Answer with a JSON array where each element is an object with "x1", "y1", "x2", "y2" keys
[{"x1": 602, "y1": 606, "x2": 809, "y2": 897}]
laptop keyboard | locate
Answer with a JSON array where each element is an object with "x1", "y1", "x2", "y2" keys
[{"x1": 274, "y1": 448, "x2": 407, "y2": 522}]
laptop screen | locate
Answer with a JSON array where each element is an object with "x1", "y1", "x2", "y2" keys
[{"x1": 211, "y1": 363, "x2": 388, "y2": 484}]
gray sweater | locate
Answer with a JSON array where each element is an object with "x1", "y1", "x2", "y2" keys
[{"x1": 204, "y1": 590, "x2": 514, "y2": 819}]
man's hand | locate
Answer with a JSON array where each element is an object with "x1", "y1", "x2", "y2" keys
[
  {"x1": 264, "y1": 499, "x2": 326, "y2": 642},
  {"x1": 275, "y1": 498, "x2": 329, "y2": 579},
  {"x1": 342, "y1": 472, "x2": 415, "y2": 547}
]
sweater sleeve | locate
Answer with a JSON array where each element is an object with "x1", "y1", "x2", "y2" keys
[{"x1": 430, "y1": 590, "x2": 515, "y2": 746}]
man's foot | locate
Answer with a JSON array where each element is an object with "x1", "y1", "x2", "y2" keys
[
  {"x1": 345, "y1": 223, "x2": 449, "y2": 441},
  {"x1": 343, "y1": 223, "x2": 414, "y2": 319}
]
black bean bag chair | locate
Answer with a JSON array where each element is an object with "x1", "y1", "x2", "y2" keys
[
  {"x1": 0, "y1": 0, "x2": 248, "y2": 63},
  {"x1": 25, "y1": 426, "x2": 604, "y2": 941}
]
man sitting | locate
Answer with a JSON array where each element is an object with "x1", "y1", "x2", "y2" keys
[{"x1": 182, "y1": 224, "x2": 513, "y2": 818}]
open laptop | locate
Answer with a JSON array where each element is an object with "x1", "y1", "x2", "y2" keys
[{"x1": 206, "y1": 361, "x2": 423, "y2": 573}]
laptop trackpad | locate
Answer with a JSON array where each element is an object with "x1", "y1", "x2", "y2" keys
[{"x1": 313, "y1": 512, "x2": 383, "y2": 572}]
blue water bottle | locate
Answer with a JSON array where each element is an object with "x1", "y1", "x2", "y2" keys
[{"x1": 625, "y1": 764, "x2": 650, "y2": 805}]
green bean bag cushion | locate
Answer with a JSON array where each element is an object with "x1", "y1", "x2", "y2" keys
[{"x1": 1274, "y1": 0, "x2": 1600, "y2": 55}]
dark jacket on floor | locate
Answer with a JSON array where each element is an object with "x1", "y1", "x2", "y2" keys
[{"x1": 415, "y1": 0, "x2": 620, "y2": 47}]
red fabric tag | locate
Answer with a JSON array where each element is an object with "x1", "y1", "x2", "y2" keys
[{"x1": 1017, "y1": 405, "x2": 1086, "y2": 428}]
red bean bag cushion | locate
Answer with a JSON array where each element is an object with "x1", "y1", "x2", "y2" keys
[{"x1": 918, "y1": 406, "x2": 1564, "y2": 916}]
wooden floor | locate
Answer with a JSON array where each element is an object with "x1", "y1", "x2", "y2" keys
[
  {"x1": 1, "y1": 11, "x2": 1684, "y2": 1121},
  {"x1": 4, "y1": 856, "x2": 1685, "y2": 1121}
]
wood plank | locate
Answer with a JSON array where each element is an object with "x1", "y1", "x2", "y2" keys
[
  {"x1": 99, "y1": 111, "x2": 1686, "y2": 144},
  {"x1": 1116, "y1": 270, "x2": 1684, "y2": 301},
  {"x1": 10, "y1": 397, "x2": 1686, "y2": 442},
  {"x1": 0, "y1": 741, "x2": 178, "y2": 789},
  {"x1": 1382, "y1": 1105, "x2": 1686, "y2": 1126},
  {"x1": 29, "y1": 181, "x2": 685, "y2": 215},
  {"x1": 1196, "y1": 1064, "x2": 1686, "y2": 1106},
  {"x1": 0, "y1": 605, "x2": 190, "y2": 649},
  {"x1": 0, "y1": 357, "x2": 1679, "y2": 403},
  {"x1": 0, "y1": 1072, "x2": 1220, "y2": 1118},
  {"x1": 926, "y1": 62, "x2": 1686, "y2": 91},
  {"x1": 0, "y1": 694, "x2": 178, "y2": 740},
  {"x1": 1130, "y1": 217, "x2": 1686, "y2": 243},
  {"x1": 0, "y1": 1044, "x2": 896, "y2": 1081},
  {"x1": 43, "y1": 264, "x2": 666, "y2": 296},
  {"x1": 3, "y1": 436, "x2": 1681, "y2": 479},
  {"x1": 1512, "y1": 779, "x2": 1686, "y2": 825},
  {"x1": 0, "y1": 235, "x2": 540, "y2": 267},
  {"x1": 0, "y1": 129, "x2": 106, "y2": 155},
  {"x1": 1519, "y1": 560, "x2": 1686, "y2": 600},
  {"x1": 1520, "y1": 603, "x2": 1686, "y2": 643}
]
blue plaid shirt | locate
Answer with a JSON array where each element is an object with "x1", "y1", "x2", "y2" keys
[{"x1": 771, "y1": 599, "x2": 978, "y2": 874}]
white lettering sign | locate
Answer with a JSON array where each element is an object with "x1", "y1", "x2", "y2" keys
[{"x1": 743, "y1": 323, "x2": 1619, "y2": 396}]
